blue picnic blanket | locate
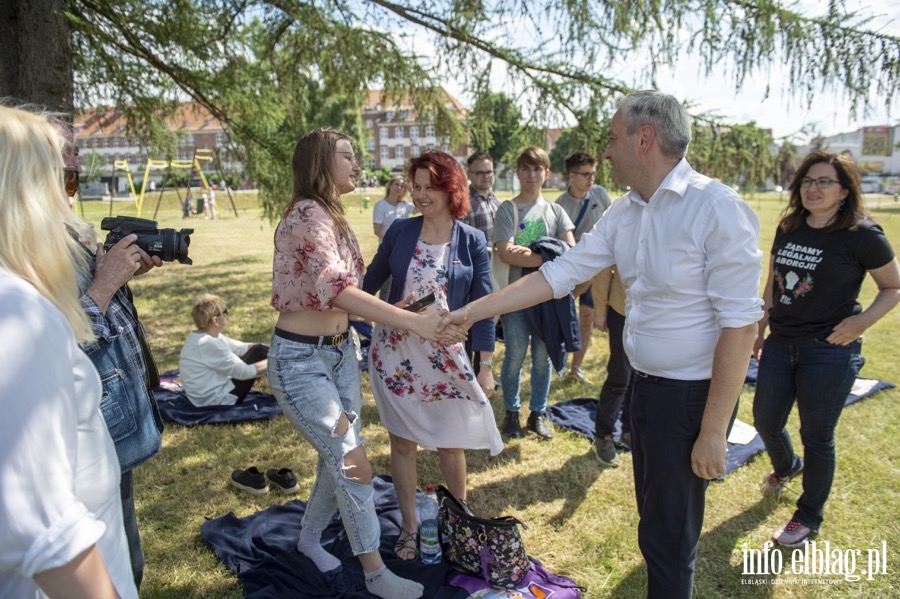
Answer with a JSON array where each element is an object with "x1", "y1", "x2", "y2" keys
[
  {"x1": 200, "y1": 476, "x2": 468, "y2": 599},
  {"x1": 546, "y1": 374, "x2": 894, "y2": 475},
  {"x1": 154, "y1": 370, "x2": 282, "y2": 426}
]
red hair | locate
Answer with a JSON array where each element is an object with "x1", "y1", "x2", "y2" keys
[{"x1": 408, "y1": 151, "x2": 470, "y2": 219}]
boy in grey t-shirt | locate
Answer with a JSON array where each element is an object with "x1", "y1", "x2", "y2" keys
[{"x1": 492, "y1": 146, "x2": 575, "y2": 440}]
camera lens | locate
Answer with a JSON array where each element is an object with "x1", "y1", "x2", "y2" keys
[{"x1": 158, "y1": 228, "x2": 192, "y2": 264}]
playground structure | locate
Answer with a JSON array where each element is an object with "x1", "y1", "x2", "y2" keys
[{"x1": 102, "y1": 148, "x2": 238, "y2": 219}]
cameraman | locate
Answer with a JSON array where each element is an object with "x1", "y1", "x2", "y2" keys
[
  {"x1": 61, "y1": 124, "x2": 165, "y2": 590},
  {"x1": 79, "y1": 231, "x2": 164, "y2": 593}
]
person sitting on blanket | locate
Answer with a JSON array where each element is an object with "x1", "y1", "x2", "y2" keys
[{"x1": 179, "y1": 293, "x2": 269, "y2": 406}]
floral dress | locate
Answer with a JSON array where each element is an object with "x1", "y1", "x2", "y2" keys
[{"x1": 369, "y1": 239, "x2": 503, "y2": 455}]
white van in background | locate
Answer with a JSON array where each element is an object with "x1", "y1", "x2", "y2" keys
[{"x1": 860, "y1": 176, "x2": 883, "y2": 194}]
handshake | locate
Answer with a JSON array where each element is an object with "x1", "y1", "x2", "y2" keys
[{"x1": 396, "y1": 293, "x2": 473, "y2": 346}]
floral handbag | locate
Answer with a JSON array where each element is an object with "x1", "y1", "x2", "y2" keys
[{"x1": 435, "y1": 485, "x2": 531, "y2": 588}]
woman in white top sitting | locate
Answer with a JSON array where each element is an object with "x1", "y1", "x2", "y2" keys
[{"x1": 179, "y1": 293, "x2": 268, "y2": 406}]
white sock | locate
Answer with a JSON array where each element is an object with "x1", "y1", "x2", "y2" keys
[
  {"x1": 364, "y1": 564, "x2": 424, "y2": 599},
  {"x1": 296, "y1": 528, "x2": 341, "y2": 573}
]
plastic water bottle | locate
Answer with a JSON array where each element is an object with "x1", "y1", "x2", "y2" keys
[{"x1": 418, "y1": 484, "x2": 442, "y2": 564}]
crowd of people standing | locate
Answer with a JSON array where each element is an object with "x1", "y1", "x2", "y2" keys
[{"x1": 2, "y1": 89, "x2": 898, "y2": 599}]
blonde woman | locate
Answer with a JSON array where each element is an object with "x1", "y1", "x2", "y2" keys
[
  {"x1": 0, "y1": 106, "x2": 137, "y2": 598},
  {"x1": 372, "y1": 177, "x2": 414, "y2": 299},
  {"x1": 372, "y1": 176, "x2": 413, "y2": 241}
]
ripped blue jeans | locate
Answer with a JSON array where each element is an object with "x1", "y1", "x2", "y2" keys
[{"x1": 268, "y1": 333, "x2": 379, "y2": 555}]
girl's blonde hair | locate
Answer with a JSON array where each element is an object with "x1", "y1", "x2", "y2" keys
[{"x1": 0, "y1": 105, "x2": 93, "y2": 343}]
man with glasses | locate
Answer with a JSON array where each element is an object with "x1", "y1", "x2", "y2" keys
[
  {"x1": 463, "y1": 152, "x2": 501, "y2": 251},
  {"x1": 463, "y1": 152, "x2": 502, "y2": 377},
  {"x1": 555, "y1": 152, "x2": 612, "y2": 386}
]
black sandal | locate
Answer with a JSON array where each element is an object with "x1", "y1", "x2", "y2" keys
[{"x1": 394, "y1": 529, "x2": 419, "y2": 561}]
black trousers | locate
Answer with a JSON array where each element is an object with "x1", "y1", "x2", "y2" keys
[
  {"x1": 594, "y1": 307, "x2": 632, "y2": 438},
  {"x1": 228, "y1": 344, "x2": 269, "y2": 403},
  {"x1": 630, "y1": 374, "x2": 735, "y2": 599}
]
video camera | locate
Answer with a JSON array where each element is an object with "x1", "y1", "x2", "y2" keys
[{"x1": 101, "y1": 216, "x2": 193, "y2": 265}]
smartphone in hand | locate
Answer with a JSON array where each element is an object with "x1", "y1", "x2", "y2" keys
[{"x1": 404, "y1": 291, "x2": 436, "y2": 313}]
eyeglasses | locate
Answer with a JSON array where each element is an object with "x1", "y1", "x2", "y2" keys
[
  {"x1": 800, "y1": 177, "x2": 840, "y2": 189},
  {"x1": 572, "y1": 171, "x2": 596, "y2": 180},
  {"x1": 64, "y1": 168, "x2": 79, "y2": 197},
  {"x1": 335, "y1": 151, "x2": 360, "y2": 166},
  {"x1": 469, "y1": 170, "x2": 494, "y2": 177}
]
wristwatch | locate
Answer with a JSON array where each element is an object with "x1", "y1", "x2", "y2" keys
[{"x1": 479, "y1": 360, "x2": 493, "y2": 367}]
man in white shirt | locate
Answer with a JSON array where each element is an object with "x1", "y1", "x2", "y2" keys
[
  {"x1": 440, "y1": 91, "x2": 763, "y2": 599},
  {"x1": 555, "y1": 151, "x2": 612, "y2": 385},
  {"x1": 179, "y1": 294, "x2": 268, "y2": 406}
]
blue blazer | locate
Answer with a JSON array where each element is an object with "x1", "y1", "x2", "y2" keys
[{"x1": 363, "y1": 216, "x2": 495, "y2": 352}]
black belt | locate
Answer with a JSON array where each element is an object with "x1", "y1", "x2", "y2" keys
[
  {"x1": 632, "y1": 369, "x2": 708, "y2": 384},
  {"x1": 274, "y1": 327, "x2": 349, "y2": 347}
]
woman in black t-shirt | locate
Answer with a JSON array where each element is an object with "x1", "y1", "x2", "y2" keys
[
  {"x1": 752, "y1": 150, "x2": 900, "y2": 548},
  {"x1": 753, "y1": 150, "x2": 900, "y2": 547}
]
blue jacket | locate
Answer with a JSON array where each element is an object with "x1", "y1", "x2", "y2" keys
[
  {"x1": 80, "y1": 260, "x2": 164, "y2": 473},
  {"x1": 524, "y1": 237, "x2": 581, "y2": 373},
  {"x1": 362, "y1": 216, "x2": 495, "y2": 352}
]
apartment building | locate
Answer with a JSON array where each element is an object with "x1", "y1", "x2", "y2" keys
[
  {"x1": 362, "y1": 87, "x2": 470, "y2": 171},
  {"x1": 73, "y1": 104, "x2": 239, "y2": 185}
]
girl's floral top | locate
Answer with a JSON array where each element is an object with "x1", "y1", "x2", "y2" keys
[{"x1": 271, "y1": 200, "x2": 365, "y2": 312}]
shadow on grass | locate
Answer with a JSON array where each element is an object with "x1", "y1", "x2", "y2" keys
[
  {"x1": 609, "y1": 498, "x2": 779, "y2": 598},
  {"x1": 467, "y1": 450, "x2": 605, "y2": 524}
]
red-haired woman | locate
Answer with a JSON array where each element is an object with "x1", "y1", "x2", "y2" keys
[{"x1": 363, "y1": 151, "x2": 503, "y2": 560}]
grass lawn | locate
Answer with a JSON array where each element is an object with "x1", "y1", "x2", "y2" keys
[{"x1": 74, "y1": 187, "x2": 900, "y2": 598}]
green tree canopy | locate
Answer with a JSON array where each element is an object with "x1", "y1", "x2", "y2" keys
[
  {"x1": 688, "y1": 121, "x2": 777, "y2": 192},
  {"x1": 42, "y1": 0, "x2": 899, "y2": 215},
  {"x1": 469, "y1": 91, "x2": 545, "y2": 172}
]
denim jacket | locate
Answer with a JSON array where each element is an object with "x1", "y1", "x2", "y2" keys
[{"x1": 79, "y1": 260, "x2": 164, "y2": 473}]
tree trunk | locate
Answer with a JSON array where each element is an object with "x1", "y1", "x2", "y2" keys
[{"x1": 0, "y1": 0, "x2": 73, "y2": 116}]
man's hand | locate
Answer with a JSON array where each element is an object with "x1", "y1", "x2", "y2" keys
[
  {"x1": 505, "y1": 244, "x2": 531, "y2": 256},
  {"x1": 593, "y1": 315, "x2": 608, "y2": 332},
  {"x1": 414, "y1": 309, "x2": 468, "y2": 346},
  {"x1": 135, "y1": 248, "x2": 163, "y2": 275},
  {"x1": 86, "y1": 234, "x2": 158, "y2": 313},
  {"x1": 691, "y1": 430, "x2": 728, "y2": 480},
  {"x1": 437, "y1": 307, "x2": 474, "y2": 335}
]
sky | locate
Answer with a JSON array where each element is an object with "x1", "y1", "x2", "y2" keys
[
  {"x1": 646, "y1": 0, "x2": 900, "y2": 140},
  {"x1": 434, "y1": 0, "x2": 900, "y2": 142}
]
